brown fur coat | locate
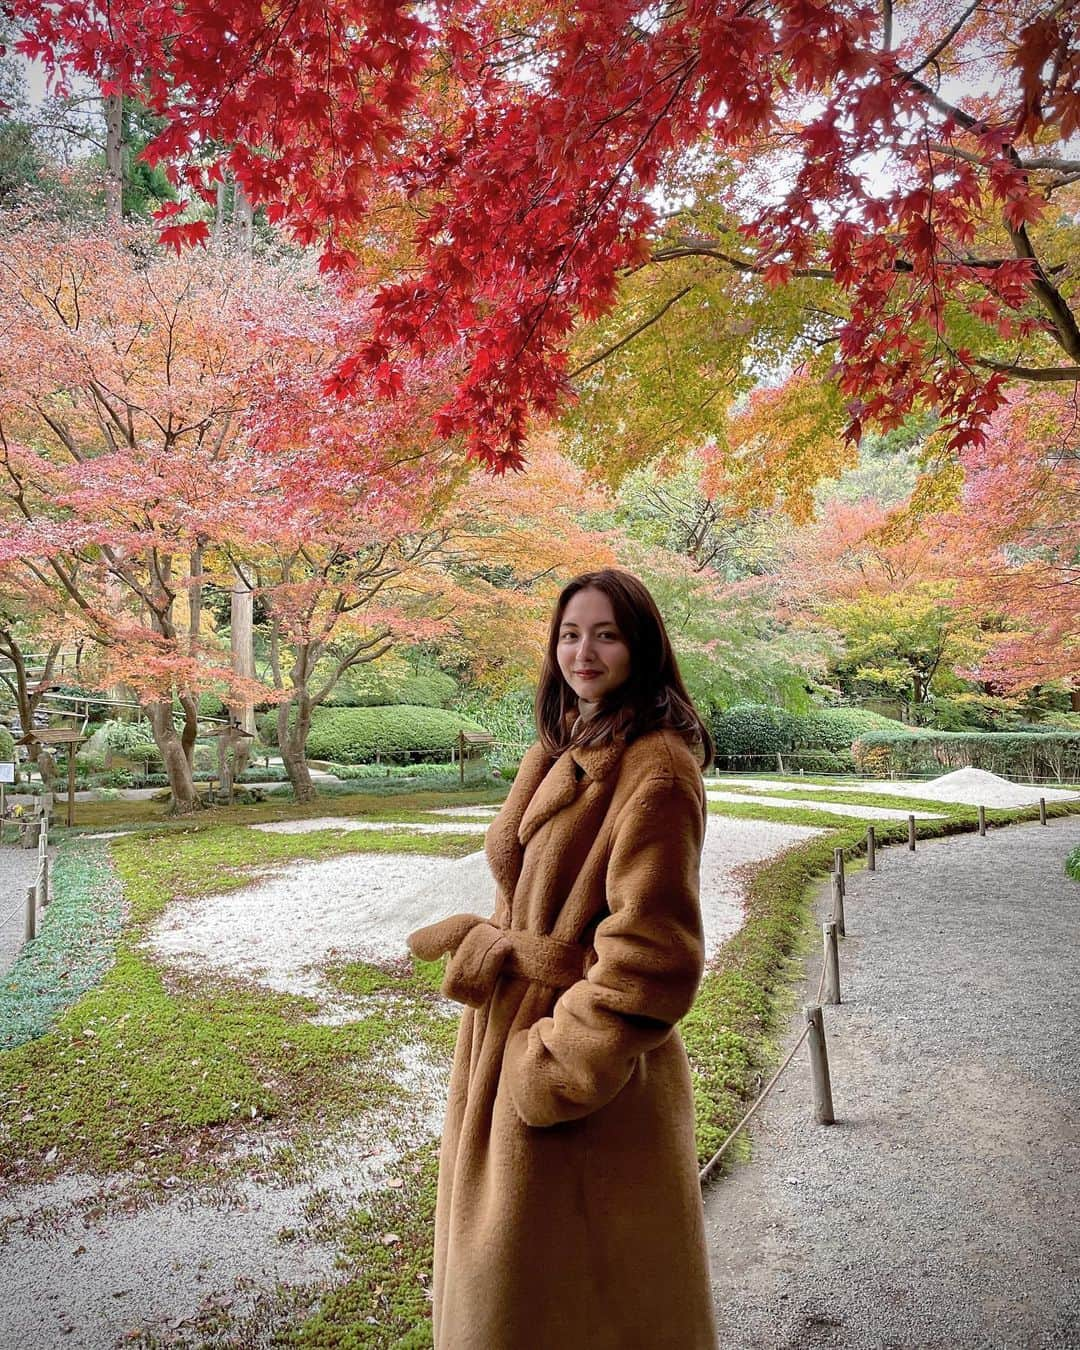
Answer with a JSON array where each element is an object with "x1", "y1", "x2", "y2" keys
[{"x1": 408, "y1": 727, "x2": 717, "y2": 1349}]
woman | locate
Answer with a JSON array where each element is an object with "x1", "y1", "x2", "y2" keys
[{"x1": 408, "y1": 569, "x2": 718, "y2": 1349}]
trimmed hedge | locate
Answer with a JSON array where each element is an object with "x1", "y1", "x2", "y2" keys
[
  {"x1": 852, "y1": 729, "x2": 1080, "y2": 781},
  {"x1": 1067, "y1": 845, "x2": 1080, "y2": 883},
  {"x1": 0, "y1": 724, "x2": 14, "y2": 762},
  {"x1": 791, "y1": 707, "x2": 905, "y2": 751},
  {"x1": 327, "y1": 670, "x2": 460, "y2": 709},
  {"x1": 260, "y1": 704, "x2": 490, "y2": 764},
  {"x1": 711, "y1": 704, "x2": 904, "y2": 771}
]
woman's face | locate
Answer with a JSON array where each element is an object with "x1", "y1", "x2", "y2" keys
[{"x1": 556, "y1": 587, "x2": 632, "y2": 705}]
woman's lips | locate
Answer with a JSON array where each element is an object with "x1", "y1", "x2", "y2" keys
[{"x1": 575, "y1": 671, "x2": 602, "y2": 678}]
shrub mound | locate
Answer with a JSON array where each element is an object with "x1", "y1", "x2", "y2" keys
[
  {"x1": 711, "y1": 704, "x2": 904, "y2": 771},
  {"x1": 1066, "y1": 845, "x2": 1080, "y2": 883},
  {"x1": 261, "y1": 704, "x2": 490, "y2": 764}
]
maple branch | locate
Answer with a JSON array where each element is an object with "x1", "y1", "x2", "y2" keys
[
  {"x1": 1006, "y1": 222, "x2": 1080, "y2": 364},
  {"x1": 649, "y1": 239, "x2": 833, "y2": 277},
  {"x1": 311, "y1": 629, "x2": 395, "y2": 705},
  {"x1": 972, "y1": 359, "x2": 1080, "y2": 382},
  {"x1": 927, "y1": 141, "x2": 1080, "y2": 175},
  {"x1": 907, "y1": 1, "x2": 981, "y2": 77},
  {"x1": 568, "y1": 285, "x2": 695, "y2": 379}
]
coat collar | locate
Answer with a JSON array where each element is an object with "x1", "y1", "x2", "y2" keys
[{"x1": 516, "y1": 726, "x2": 627, "y2": 847}]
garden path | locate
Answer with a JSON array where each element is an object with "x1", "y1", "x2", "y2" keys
[
  {"x1": 0, "y1": 843, "x2": 49, "y2": 979},
  {"x1": 707, "y1": 815, "x2": 1080, "y2": 1348}
]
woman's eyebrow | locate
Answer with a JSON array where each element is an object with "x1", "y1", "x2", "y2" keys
[{"x1": 559, "y1": 621, "x2": 619, "y2": 630}]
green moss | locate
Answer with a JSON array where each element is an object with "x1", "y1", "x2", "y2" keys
[
  {"x1": 0, "y1": 838, "x2": 125, "y2": 1048},
  {"x1": 0, "y1": 815, "x2": 476, "y2": 1179},
  {"x1": 288, "y1": 1147, "x2": 440, "y2": 1349},
  {"x1": 0, "y1": 941, "x2": 402, "y2": 1176}
]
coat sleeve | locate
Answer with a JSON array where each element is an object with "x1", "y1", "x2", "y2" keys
[{"x1": 502, "y1": 770, "x2": 707, "y2": 1128}]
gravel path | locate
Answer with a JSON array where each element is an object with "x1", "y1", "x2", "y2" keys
[
  {"x1": 706, "y1": 814, "x2": 1080, "y2": 1349},
  {"x1": 0, "y1": 843, "x2": 48, "y2": 978}
]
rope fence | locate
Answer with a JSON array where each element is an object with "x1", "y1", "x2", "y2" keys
[{"x1": 699, "y1": 798, "x2": 1048, "y2": 1187}]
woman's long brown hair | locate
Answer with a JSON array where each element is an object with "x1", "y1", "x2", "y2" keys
[{"x1": 534, "y1": 569, "x2": 714, "y2": 769}]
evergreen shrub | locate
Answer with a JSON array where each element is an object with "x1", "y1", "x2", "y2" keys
[
  {"x1": 196, "y1": 692, "x2": 227, "y2": 719},
  {"x1": 711, "y1": 705, "x2": 800, "y2": 761},
  {"x1": 711, "y1": 703, "x2": 905, "y2": 770},
  {"x1": 787, "y1": 750, "x2": 846, "y2": 774},
  {"x1": 261, "y1": 705, "x2": 490, "y2": 764},
  {"x1": 792, "y1": 707, "x2": 905, "y2": 750},
  {"x1": 0, "y1": 724, "x2": 15, "y2": 762}
]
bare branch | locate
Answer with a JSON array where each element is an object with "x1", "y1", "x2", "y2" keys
[
  {"x1": 907, "y1": 1, "x2": 981, "y2": 77},
  {"x1": 569, "y1": 285, "x2": 695, "y2": 379}
]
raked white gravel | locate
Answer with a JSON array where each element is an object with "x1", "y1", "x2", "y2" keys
[
  {"x1": 145, "y1": 814, "x2": 826, "y2": 1016},
  {"x1": 706, "y1": 790, "x2": 946, "y2": 821},
  {"x1": 716, "y1": 766, "x2": 1079, "y2": 808},
  {"x1": 250, "y1": 817, "x2": 488, "y2": 835}
]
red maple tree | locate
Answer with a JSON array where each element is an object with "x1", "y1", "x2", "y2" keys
[{"x1": 10, "y1": 0, "x2": 1079, "y2": 471}]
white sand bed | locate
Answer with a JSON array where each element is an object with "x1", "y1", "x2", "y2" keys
[
  {"x1": 250, "y1": 817, "x2": 487, "y2": 835},
  {"x1": 147, "y1": 816, "x2": 825, "y2": 1008},
  {"x1": 424, "y1": 805, "x2": 501, "y2": 817},
  {"x1": 706, "y1": 790, "x2": 945, "y2": 822},
  {"x1": 715, "y1": 767, "x2": 1078, "y2": 808},
  {"x1": 146, "y1": 851, "x2": 471, "y2": 1018},
  {"x1": 698, "y1": 817, "x2": 824, "y2": 961}
]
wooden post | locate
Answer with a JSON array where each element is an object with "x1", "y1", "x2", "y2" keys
[
  {"x1": 24, "y1": 885, "x2": 36, "y2": 942},
  {"x1": 866, "y1": 825, "x2": 876, "y2": 872},
  {"x1": 831, "y1": 872, "x2": 846, "y2": 938},
  {"x1": 41, "y1": 854, "x2": 50, "y2": 908},
  {"x1": 805, "y1": 1005, "x2": 835, "y2": 1125},
  {"x1": 832, "y1": 846, "x2": 845, "y2": 896},
  {"x1": 822, "y1": 921, "x2": 841, "y2": 1004},
  {"x1": 66, "y1": 748, "x2": 75, "y2": 827},
  {"x1": 907, "y1": 814, "x2": 916, "y2": 850},
  {"x1": 459, "y1": 731, "x2": 465, "y2": 788},
  {"x1": 978, "y1": 805, "x2": 986, "y2": 836},
  {"x1": 1039, "y1": 797, "x2": 1047, "y2": 826},
  {"x1": 776, "y1": 751, "x2": 784, "y2": 774}
]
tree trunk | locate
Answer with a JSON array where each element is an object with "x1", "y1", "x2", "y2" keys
[
  {"x1": 234, "y1": 184, "x2": 254, "y2": 254},
  {"x1": 231, "y1": 575, "x2": 256, "y2": 776},
  {"x1": 1072, "y1": 688, "x2": 1080, "y2": 713},
  {"x1": 146, "y1": 701, "x2": 200, "y2": 814},
  {"x1": 212, "y1": 177, "x2": 228, "y2": 247},
  {"x1": 36, "y1": 748, "x2": 56, "y2": 793},
  {"x1": 278, "y1": 698, "x2": 316, "y2": 802},
  {"x1": 178, "y1": 692, "x2": 199, "y2": 767},
  {"x1": 104, "y1": 92, "x2": 124, "y2": 223}
]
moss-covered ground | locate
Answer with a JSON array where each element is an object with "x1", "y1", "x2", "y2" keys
[{"x1": 2, "y1": 779, "x2": 1078, "y2": 1346}]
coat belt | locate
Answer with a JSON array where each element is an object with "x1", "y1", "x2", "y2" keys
[{"x1": 407, "y1": 913, "x2": 589, "y2": 1008}]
